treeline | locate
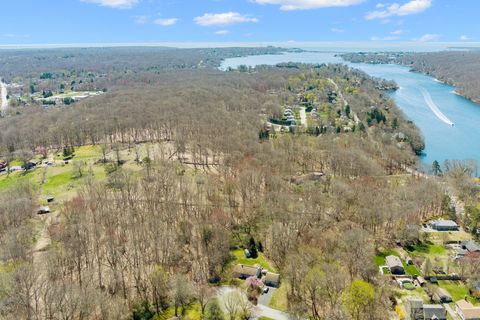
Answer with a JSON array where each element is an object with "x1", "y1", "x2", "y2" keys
[
  {"x1": 0, "y1": 46, "x2": 284, "y2": 85},
  {"x1": 342, "y1": 51, "x2": 480, "y2": 103},
  {"x1": 0, "y1": 56, "x2": 440, "y2": 320}
]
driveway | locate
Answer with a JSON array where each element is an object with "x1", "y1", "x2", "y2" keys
[
  {"x1": 255, "y1": 304, "x2": 291, "y2": 320},
  {"x1": 258, "y1": 287, "x2": 275, "y2": 306},
  {"x1": 444, "y1": 303, "x2": 460, "y2": 320}
]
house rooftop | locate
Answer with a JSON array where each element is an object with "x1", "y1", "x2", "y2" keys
[
  {"x1": 463, "y1": 240, "x2": 480, "y2": 252},
  {"x1": 432, "y1": 219, "x2": 458, "y2": 227},
  {"x1": 456, "y1": 300, "x2": 480, "y2": 319},
  {"x1": 233, "y1": 264, "x2": 260, "y2": 277},
  {"x1": 386, "y1": 255, "x2": 403, "y2": 268},
  {"x1": 423, "y1": 304, "x2": 446, "y2": 320}
]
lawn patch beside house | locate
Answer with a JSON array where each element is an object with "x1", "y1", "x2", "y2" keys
[{"x1": 232, "y1": 249, "x2": 276, "y2": 272}]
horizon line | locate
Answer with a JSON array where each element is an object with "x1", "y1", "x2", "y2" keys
[{"x1": 1, "y1": 41, "x2": 480, "y2": 50}]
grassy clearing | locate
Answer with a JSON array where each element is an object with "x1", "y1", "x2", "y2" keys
[
  {"x1": 405, "y1": 241, "x2": 447, "y2": 258},
  {"x1": 0, "y1": 170, "x2": 42, "y2": 191},
  {"x1": 375, "y1": 249, "x2": 398, "y2": 267},
  {"x1": 73, "y1": 145, "x2": 102, "y2": 161},
  {"x1": 232, "y1": 249, "x2": 276, "y2": 272},
  {"x1": 154, "y1": 303, "x2": 201, "y2": 320},
  {"x1": 375, "y1": 249, "x2": 419, "y2": 275},
  {"x1": 438, "y1": 281, "x2": 476, "y2": 304},
  {"x1": 270, "y1": 282, "x2": 288, "y2": 312}
]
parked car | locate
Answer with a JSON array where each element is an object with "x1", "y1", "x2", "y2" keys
[{"x1": 263, "y1": 287, "x2": 269, "y2": 294}]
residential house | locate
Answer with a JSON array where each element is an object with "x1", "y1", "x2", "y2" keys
[
  {"x1": 406, "y1": 298, "x2": 424, "y2": 320},
  {"x1": 386, "y1": 255, "x2": 405, "y2": 274},
  {"x1": 406, "y1": 298, "x2": 446, "y2": 320},
  {"x1": 423, "y1": 305, "x2": 446, "y2": 320},
  {"x1": 462, "y1": 241, "x2": 480, "y2": 253},
  {"x1": 264, "y1": 272, "x2": 280, "y2": 288},
  {"x1": 430, "y1": 219, "x2": 459, "y2": 231},
  {"x1": 233, "y1": 264, "x2": 261, "y2": 279},
  {"x1": 455, "y1": 299, "x2": 480, "y2": 320}
]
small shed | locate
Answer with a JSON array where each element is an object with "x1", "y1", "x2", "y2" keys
[
  {"x1": 37, "y1": 206, "x2": 50, "y2": 215},
  {"x1": 433, "y1": 288, "x2": 452, "y2": 303},
  {"x1": 386, "y1": 255, "x2": 405, "y2": 274},
  {"x1": 416, "y1": 276, "x2": 427, "y2": 287}
]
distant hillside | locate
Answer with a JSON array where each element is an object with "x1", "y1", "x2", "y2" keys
[{"x1": 341, "y1": 51, "x2": 480, "y2": 103}]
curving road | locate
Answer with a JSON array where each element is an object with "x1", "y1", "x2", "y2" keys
[{"x1": 0, "y1": 79, "x2": 8, "y2": 111}]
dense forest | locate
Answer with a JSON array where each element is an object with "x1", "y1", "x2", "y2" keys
[
  {"x1": 0, "y1": 47, "x2": 478, "y2": 320},
  {"x1": 341, "y1": 51, "x2": 480, "y2": 103}
]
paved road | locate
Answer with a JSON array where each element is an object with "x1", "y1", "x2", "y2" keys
[
  {"x1": 1, "y1": 79, "x2": 8, "y2": 111},
  {"x1": 444, "y1": 303, "x2": 460, "y2": 320},
  {"x1": 255, "y1": 304, "x2": 291, "y2": 320}
]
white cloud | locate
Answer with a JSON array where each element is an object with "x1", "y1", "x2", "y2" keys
[
  {"x1": 331, "y1": 28, "x2": 345, "y2": 33},
  {"x1": 194, "y1": 12, "x2": 258, "y2": 26},
  {"x1": 366, "y1": 0, "x2": 431, "y2": 20},
  {"x1": 253, "y1": 0, "x2": 365, "y2": 11},
  {"x1": 81, "y1": 0, "x2": 138, "y2": 9},
  {"x1": 215, "y1": 30, "x2": 230, "y2": 35},
  {"x1": 390, "y1": 29, "x2": 404, "y2": 35},
  {"x1": 416, "y1": 33, "x2": 440, "y2": 42},
  {"x1": 154, "y1": 18, "x2": 178, "y2": 26},
  {"x1": 460, "y1": 35, "x2": 470, "y2": 41}
]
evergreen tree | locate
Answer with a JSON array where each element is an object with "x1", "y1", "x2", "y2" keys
[{"x1": 248, "y1": 237, "x2": 258, "y2": 258}]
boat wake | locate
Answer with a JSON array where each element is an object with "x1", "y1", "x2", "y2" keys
[{"x1": 420, "y1": 88, "x2": 454, "y2": 126}]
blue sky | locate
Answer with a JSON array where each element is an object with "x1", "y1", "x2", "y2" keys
[{"x1": 0, "y1": 0, "x2": 479, "y2": 44}]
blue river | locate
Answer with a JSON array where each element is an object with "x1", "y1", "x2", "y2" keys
[{"x1": 220, "y1": 51, "x2": 480, "y2": 167}]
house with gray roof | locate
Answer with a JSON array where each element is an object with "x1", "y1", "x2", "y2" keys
[
  {"x1": 386, "y1": 255, "x2": 405, "y2": 274},
  {"x1": 430, "y1": 219, "x2": 459, "y2": 231}
]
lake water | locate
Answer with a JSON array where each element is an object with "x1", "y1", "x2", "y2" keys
[{"x1": 221, "y1": 51, "x2": 480, "y2": 167}]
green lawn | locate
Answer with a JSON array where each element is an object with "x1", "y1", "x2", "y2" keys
[
  {"x1": 154, "y1": 303, "x2": 201, "y2": 320},
  {"x1": 438, "y1": 281, "x2": 476, "y2": 304},
  {"x1": 375, "y1": 249, "x2": 398, "y2": 267},
  {"x1": 375, "y1": 249, "x2": 419, "y2": 275},
  {"x1": 0, "y1": 170, "x2": 42, "y2": 191},
  {"x1": 405, "y1": 241, "x2": 447, "y2": 257},
  {"x1": 72, "y1": 145, "x2": 102, "y2": 161},
  {"x1": 232, "y1": 249, "x2": 276, "y2": 272},
  {"x1": 270, "y1": 282, "x2": 288, "y2": 312}
]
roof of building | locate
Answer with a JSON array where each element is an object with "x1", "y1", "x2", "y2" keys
[
  {"x1": 432, "y1": 219, "x2": 458, "y2": 228},
  {"x1": 423, "y1": 304, "x2": 446, "y2": 319},
  {"x1": 436, "y1": 288, "x2": 452, "y2": 298},
  {"x1": 386, "y1": 255, "x2": 403, "y2": 268},
  {"x1": 264, "y1": 272, "x2": 280, "y2": 284},
  {"x1": 233, "y1": 264, "x2": 260, "y2": 277},
  {"x1": 463, "y1": 240, "x2": 480, "y2": 252},
  {"x1": 456, "y1": 300, "x2": 480, "y2": 319},
  {"x1": 407, "y1": 298, "x2": 423, "y2": 309}
]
